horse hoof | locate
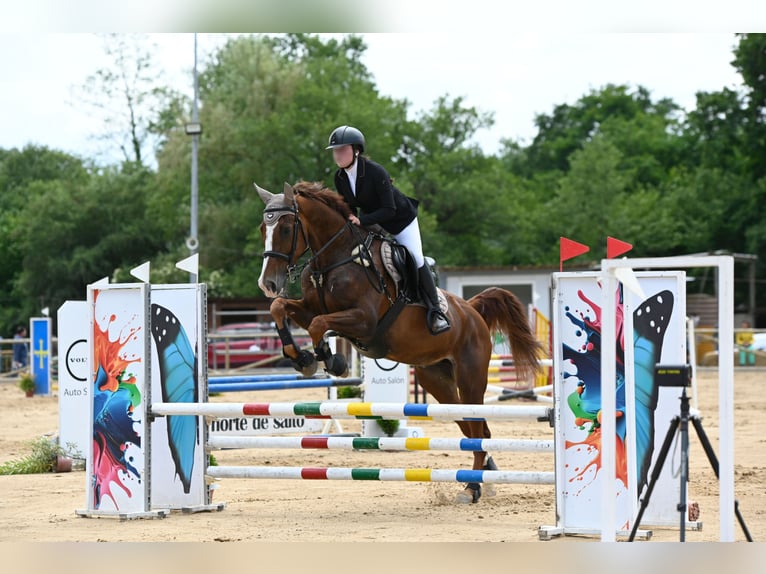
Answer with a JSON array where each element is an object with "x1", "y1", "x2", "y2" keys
[
  {"x1": 301, "y1": 364, "x2": 318, "y2": 377},
  {"x1": 455, "y1": 490, "x2": 474, "y2": 504},
  {"x1": 455, "y1": 483, "x2": 481, "y2": 504},
  {"x1": 483, "y1": 484, "x2": 497, "y2": 498},
  {"x1": 325, "y1": 354, "x2": 348, "y2": 377},
  {"x1": 292, "y1": 350, "x2": 318, "y2": 377}
]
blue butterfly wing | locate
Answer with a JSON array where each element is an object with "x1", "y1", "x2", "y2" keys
[
  {"x1": 151, "y1": 303, "x2": 198, "y2": 494},
  {"x1": 632, "y1": 290, "x2": 673, "y2": 494}
]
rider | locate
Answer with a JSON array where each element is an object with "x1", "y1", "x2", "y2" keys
[{"x1": 326, "y1": 125, "x2": 450, "y2": 335}]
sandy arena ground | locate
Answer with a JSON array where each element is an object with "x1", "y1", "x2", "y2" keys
[{"x1": 0, "y1": 369, "x2": 763, "y2": 543}]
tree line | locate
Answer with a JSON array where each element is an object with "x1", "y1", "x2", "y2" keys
[{"x1": 1, "y1": 33, "x2": 765, "y2": 334}]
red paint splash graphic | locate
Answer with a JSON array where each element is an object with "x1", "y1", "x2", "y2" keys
[
  {"x1": 93, "y1": 308, "x2": 141, "y2": 394},
  {"x1": 565, "y1": 423, "x2": 629, "y2": 492},
  {"x1": 576, "y1": 288, "x2": 626, "y2": 354},
  {"x1": 92, "y1": 433, "x2": 134, "y2": 507}
]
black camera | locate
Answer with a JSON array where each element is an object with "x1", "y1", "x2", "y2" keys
[{"x1": 654, "y1": 364, "x2": 692, "y2": 387}]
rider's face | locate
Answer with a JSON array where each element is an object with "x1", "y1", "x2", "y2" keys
[{"x1": 332, "y1": 145, "x2": 355, "y2": 168}]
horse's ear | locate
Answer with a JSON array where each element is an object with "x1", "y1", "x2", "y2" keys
[
  {"x1": 253, "y1": 182, "x2": 274, "y2": 204},
  {"x1": 283, "y1": 182, "x2": 295, "y2": 202}
]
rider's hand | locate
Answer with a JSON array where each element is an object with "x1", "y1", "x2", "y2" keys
[{"x1": 348, "y1": 214, "x2": 361, "y2": 226}]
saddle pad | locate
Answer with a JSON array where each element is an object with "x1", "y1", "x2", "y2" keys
[{"x1": 380, "y1": 241, "x2": 401, "y2": 284}]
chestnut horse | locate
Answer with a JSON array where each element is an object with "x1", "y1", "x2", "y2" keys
[{"x1": 255, "y1": 180, "x2": 543, "y2": 503}]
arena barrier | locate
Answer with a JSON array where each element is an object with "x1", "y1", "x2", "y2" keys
[
  {"x1": 206, "y1": 466, "x2": 554, "y2": 484},
  {"x1": 207, "y1": 376, "x2": 363, "y2": 393},
  {"x1": 150, "y1": 400, "x2": 551, "y2": 421},
  {"x1": 484, "y1": 384, "x2": 554, "y2": 404},
  {"x1": 207, "y1": 435, "x2": 554, "y2": 453}
]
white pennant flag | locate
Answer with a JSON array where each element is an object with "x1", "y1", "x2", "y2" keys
[
  {"x1": 614, "y1": 266, "x2": 647, "y2": 301},
  {"x1": 176, "y1": 253, "x2": 199, "y2": 277},
  {"x1": 130, "y1": 261, "x2": 151, "y2": 283}
]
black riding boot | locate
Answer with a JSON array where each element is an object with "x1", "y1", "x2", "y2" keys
[{"x1": 417, "y1": 264, "x2": 450, "y2": 335}]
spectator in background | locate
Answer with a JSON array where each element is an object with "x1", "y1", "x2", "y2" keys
[
  {"x1": 12, "y1": 325, "x2": 28, "y2": 370},
  {"x1": 735, "y1": 320, "x2": 755, "y2": 366}
]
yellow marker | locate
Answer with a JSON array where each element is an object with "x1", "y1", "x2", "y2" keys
[
  {"x1": 404, "y1": 438, "x2": 431, "y2": 450},
  {"x1": 487, "y1": 366, "x2": 514, "y2": 373},
  {"x1": 404, "y1": 468, "x2": 432, "y2": 481},
  {"x1": 347, "y1": 402, "x2": 373, "y2": 417}
]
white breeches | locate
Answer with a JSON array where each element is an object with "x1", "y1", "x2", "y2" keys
[{"x1": 393, "y1": 217, "x2": 425, "y2": 268}]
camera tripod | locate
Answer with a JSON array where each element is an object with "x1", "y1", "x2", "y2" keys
[{"x1": 628, "y1": 387, "x2": 753, "y2": 542}]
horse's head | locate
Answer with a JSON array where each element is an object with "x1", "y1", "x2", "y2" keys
[{"x1": 255, "y1": 182, "x2": 308, "y2": 298}]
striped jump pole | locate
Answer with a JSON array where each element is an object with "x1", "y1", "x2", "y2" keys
[
  {"x1": 207, "y1": 466, "x2": 555, "y2": 484},
  {"x1": 487, "y1": 366, "x2": 517, "y2": 373},
  {"x1": 484, "y1": 384, "x2": 553, "y2": 404},
  {"x1": 208, "y1": 374, "x2": 357, "y2": 384},
  {"x1": 152, "y1": 401, "x2": 552, "y2": 422},
  {"x1": 487, "y1": 376, "x2": 520, "y2": 383},
  {"x1": 208, "y1": 377, "x2": 362, "y2": 393},
  {"x1": 208, "y1": 435, "x2": 554, "y2": 453},
  {"x1": 488, "y1": 358, "x2": 552, "y2": 367}
]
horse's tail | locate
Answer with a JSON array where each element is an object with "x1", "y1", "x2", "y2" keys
[{"x1": 468, "y1": 287, "x2": 545, "y2": 382}]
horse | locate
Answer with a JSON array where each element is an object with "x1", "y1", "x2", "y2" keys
[{"x1": 254, "y1": 180, "x2": 544, "y2": 503}]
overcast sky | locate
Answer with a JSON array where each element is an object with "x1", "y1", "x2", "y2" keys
[{"x1": 0, "y1": 33, "x2": 745, "y2": 164}]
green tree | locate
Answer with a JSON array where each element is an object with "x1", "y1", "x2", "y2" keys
[
  {"x1": 399, "y1": 96, "x2": 507, "y2": 265},
  {"x1": 681, "y1": 88, "x2": 747, "y2": 173},
  {"x1": 74, "y1": 34, "x2": 186, "y2": 167},
  {"x1": 546, "y1": 135, "x2": 629, "y2": 260},
  {"x1": 0, "y1": 146, "x2": 91, "y2": 333},
  {"x1": 525, "y1": 84, "x2": 682, "y2": 181},
  {"x1": 13, "y1": 165, "x2": 165, "y2": 317},
  {"x1": 731, "y1": 33, "x2": 766, "y2": 180}
]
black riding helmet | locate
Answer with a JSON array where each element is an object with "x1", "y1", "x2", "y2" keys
[{"x1": 326, "y1": 125, "x2": 365, "y2": 154}]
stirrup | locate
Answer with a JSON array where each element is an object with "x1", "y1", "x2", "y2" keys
[{"x1": 427, "y1": 310, "x2": 450, "y2": 335}]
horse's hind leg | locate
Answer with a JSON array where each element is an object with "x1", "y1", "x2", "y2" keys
[
  {"x1": 454, "y1": 347, "x2": 496, "y2": 503},
  {"x1": 450, "y1": 420, "x2": 498, "y2": 503},
  {"x1": 414, "y1": 362, "x2": 494, "y2": 504}
]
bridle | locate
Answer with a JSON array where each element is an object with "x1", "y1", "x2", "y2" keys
[
  {"x1": 261, "y1": 201, "x2": 310, "y2": 282},
  {"x1": 262, "y1": 196, "x2": 353, "y2": 284}
]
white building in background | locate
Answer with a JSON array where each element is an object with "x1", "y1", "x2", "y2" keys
[{"x1": 437, "y1": 265, "x2": 579, "y2": 321}]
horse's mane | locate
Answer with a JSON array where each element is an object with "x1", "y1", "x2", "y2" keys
[{"x1": 293, "y1": 180, "x2": 352, "y2": 219}]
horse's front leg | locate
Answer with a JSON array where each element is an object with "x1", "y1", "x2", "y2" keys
[
  {"x1": 269, "y1": 297, "x2": 320, "y2": 377},
  {"x1": 306, "y1": 307, "x2": 378, "y2": 377}
]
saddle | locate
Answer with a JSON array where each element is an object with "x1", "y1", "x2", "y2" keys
[
  {"x1": 380, "y1": 241, "x2": 448, "y2": 314},
  {"x1": 380, "y1": 240, "x2": 419, "y2": 302},
  {"x1": 346, "y1": 233, "x2": 448, "y2": 358}
]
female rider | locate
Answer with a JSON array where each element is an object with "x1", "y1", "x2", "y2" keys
[{"x1": 326, "y1": 125, "x2": 450, "y2": 335}]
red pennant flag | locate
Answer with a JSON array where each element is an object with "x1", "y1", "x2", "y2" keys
[
  {"x1": 606, "y1": 236, "x2": 633, "y2": 259},
  {"x1": 559, "y1": 237, "x2": 590, "y2": 271}
]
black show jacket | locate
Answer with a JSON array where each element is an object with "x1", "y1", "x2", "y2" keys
[{"x1": 334, "y1": 157, "x2": 419, "y2": 235}]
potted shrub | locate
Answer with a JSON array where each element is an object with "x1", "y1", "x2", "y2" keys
[
  {"x1": 376, "y1": 418, "x2": 400, "y2": 437},
  {"x1": 0, "y1": 436, "x2": 71, "y2": 474},
  {"x1": 18, "y1": 372, "x2": 35, "y2": 397}
]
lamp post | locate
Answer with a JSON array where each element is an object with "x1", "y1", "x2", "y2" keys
[{"x1": 184, "y1": 32, "x2": 201, "y2": 283}]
